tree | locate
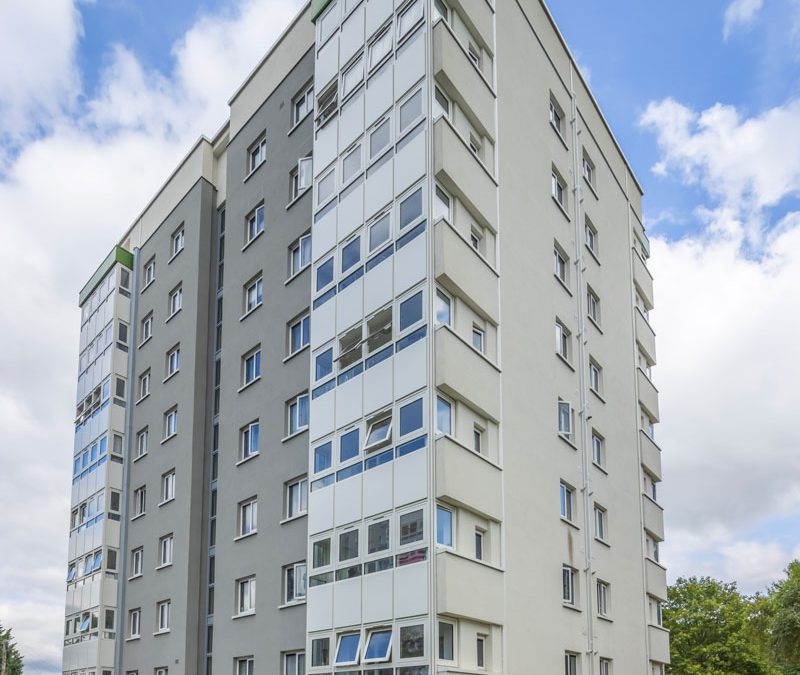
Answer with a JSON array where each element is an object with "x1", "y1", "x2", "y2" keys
[
  {"x1": 768, "y1": 561, "x2": 800, "y2": 673},
  {"x1": 0, "y1": 622, "x2": 23, "y2": 675},
  {"x1": 664, "y1": 577, "x2": 779, "y2": 675}
]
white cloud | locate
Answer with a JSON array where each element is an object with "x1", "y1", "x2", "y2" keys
[
  {"x1": 641, "y1": 95, "x2": 800, "y2": 593},
  {"x1": 0, "y1": 1, "x2": 302, "y2": 672},
  {"x1": 723, "y1": 0, "x2": 765, "y2": 39}
]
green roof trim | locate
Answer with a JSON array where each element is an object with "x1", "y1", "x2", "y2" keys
[
  {"x1": 310, "y1": 0, "x2": 333, "y2": 22},
  {"x1": 78, "y1": 245, "x2": 133, "y2": 306}
]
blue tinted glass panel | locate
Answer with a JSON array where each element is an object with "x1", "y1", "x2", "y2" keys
[
  {"x1": 340, "y1": 429, "x2": 360, "y2": 462},
  {"x1": 399, "y1": 188, "x2": 422, "y2": 229},
  {"x1": 316, "y1": 258, "x2": 334, "y2": 291},
  {"x1": 399, "y1": 292, "x2": 423, "y2": 331},
  {"x1": 341, "y1": 236, "x2": 361, "y2": 273},
  {"x1": 314, "y1": 441, "x2": 332, "y2": 473},
  {"x1": 316, "y1": 348, "x2": 334, "y2": 380},
  {"x1": 399, "y1": 399, "x2": 423, "y2": 437}
]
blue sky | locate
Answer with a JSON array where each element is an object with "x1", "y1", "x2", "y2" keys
[{"x1": 1, "y1": 0, "x2": 800, "y2": 672}]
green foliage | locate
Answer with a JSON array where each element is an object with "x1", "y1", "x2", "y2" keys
[
  {"x1": 0, "y1": 622, "x2": 24, "y2": 675},
  {"x1": 664, "y1": 576, "x2": 778, "y2": 674},
  {"x1": 768, "y1": 561, "x2": 800, "y2": 673}
]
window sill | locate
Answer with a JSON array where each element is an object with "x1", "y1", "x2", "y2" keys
[
  {"x1": 552, "y1": 195, "x2": 571, "y2": 221},
  {"x1": 135, "y1": 393, "x2": 150, "y2": 406},
  {"x1": 556, "y1": 352, "x2": 575, "y2": 371},
  {"x1": 153, "y1": 629, "x2": 171, "y2": 636},
  {"x1": 282, "y1": 428, "x2": 308, "y2": 444},
  {"x1": 278, "y1": 599, "x2": 307, "y2": 610},
  {"x1": 141, "y1": 279, "x2": 155, "y2": 294},
  {"x1": 562, "y1": 602, "x2": 581, "y2": 613},
  {"x1": 235, "y1": 452, "x2": 260, "y2": 467},
  {"x1": 585, "y1": 243, "x2": 601, "y2": 266},
  {"x1": 125, "y1": 636, "x2": 141, "y2": 642},
  {"x1": 241, "y1": 229, "x2": 264, "y2": 253},
  {"x1": 243, "y1": 160, "x2": 266, "y2": 184},
  {"x1": 138, "y1": 335, "x2": 152, "y2": 349},
  {"x1": 167, "y1": 248, "x2": 184, "y2": 265},
  {"x1": 283, "y1": 344, "x2": 309, "y2": 364},
  {"x1": 590, "y1": 388, "x2": 606, "y2": 404},
  {"x1": 284, "y1": 266, "x2": 310, "y2": 286},
  {"x1": 240, "y1": 303, "x2": 263, "y2": 322},
  {"x1": 280, "y1": 512, "x2": 307, "y2": 526},
  {"x1": 557, "y1": 433, "x2": 578, "y2": 451},
  {"x1": 158, "y1": 497, "x2": 175, "y2": 508},
  {"x1": 287, "y1": 110, "x2": 312, "y2": 137},
  {"x1": 553, "y1": 273, "x2": 573, "y2": 296},
  {"x1": 155, "y1": 562, "x2": 173, "y2": 571},
  {"x1": 237, "y1": 376, "x2": 262, "y2": 394},
  {"x1": 163, "y1": 370, "x2": 179, "y2": 384},
  {"x1": 234, "y1": 531, "x2": 257, "y2": 542},
  {"x1": 598, "y1": 614, "x2": 613, "y2": 624},
  {"x1": 587, "y1": 315, "x2": 603, "y2": 334},
  {"x1": 583, "y1": 175, "x2": 599, "y2": 200},
  {"x1": 161, "y1": 433, "x2": 177, "y2": 445},
  {"x1": 132, "y1": 452, "x2": 148, "y2": 464},
  {"x1": 232, "y1": 611, "x2": 255, "y2": 620},
  {"x1": 592, "y1": 461, "x2": 608, "y2": 476},
  {"x1": 560, "y1": 516, "x2": 579, "y2": 531},
  {"x1": 130, "y1": 513, "x2": 146, "y2": 522},
  {"x1": 551, "y1": 122, "x2": 570, "y2": 151},
  {"x1": 128, "y1": 573, "x2": 143, "y2": 582},
  {"x1": 165, "y1": 308, "x2": 182, "y2": 324},
  {"x1": 286, "y1": 187, "x2": 311, "y2": 211},
  {"x1": 595, "y1": 536, "x2": 611, "y2": 549}
]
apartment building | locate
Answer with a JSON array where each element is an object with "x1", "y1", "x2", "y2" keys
[{"x1": 62, "y1": 2, "x2": 669, "y2": 675}]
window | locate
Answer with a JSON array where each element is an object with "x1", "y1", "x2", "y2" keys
[
  {"x1": 341, "y1": 234, "x2": 361, "y2": 273},
  {"x1": 585, "y1": 218, "x2": 598, "y2": 255},
  {"x1": 237, "y1": 421, "x2": 259, "y2": 461},
  {"x1": 589, "y1": 360, "x2": 602, "y2": 395},
  {"x1": 434, "y1": 184, "x2": 451, "y2": 221},
  {"x1": 435, "y1": 289, "x2": 451, "y2": 326},
  {"x1": 246, "y1": 204, "x2": 265, "y2": 244},
  {"x1": 399, "y1": 624, "x2": 424, "y2": 659},
  {"x1": 439, "y1": 622, "x2": 454, "y2": 660},
  {"x1": 399, "y1": 89, "x2": 423, "y2": 134},
  {"x1": 367, "y1": 211, "x2": 391, "y2": 252},
  {"x1": 313, "y1": 538, "x2": 331, "y2": 568},
  {"x1": 342, "y1": 54, "x2": 364, "y2": 98},
  {"x1": 287, "y1": 394, "x2": 309, "y2": 435},
  {"x1": 317, "y1": 167, "x2": 336, "y2": 206},
  {"x1": 554, "y1": 245, "x2": 568, "y2": 285},
  {"x1": 475, "y1": 529, "x2": 485, "y2": 560},
  {"x1": 368, "y1": 26, "x2": 392, "y2": 69},
  {"x1": 600, "y1": 658, "x2": 612, "y2": 675},
  {"x1": 314, "y1": 440, "x2": 332, "y2": 474},
  {"x1": 436, "y1": 505, "x2": 453, "y2": 547},
  {"x1": 565, "y1": 653, "x2": 578, "y2": 675},
  {"x1": 239, "y1": 498, "x2": 257, "y2": 537},
  {"x1": 399, "y1": 509, "x2": 423, "y2": 546},
  {"x1": 236, "y1": 658, "x2": 254, "y2": 675},
  {"x1": 470, "y1": 228, "x2": 482, "y2": 251},
  {"x1": 364, "y1": 628, "x2": 392, "y2": 662},
  {"x1": 311, "y1": 637, "x2": 331, "y2": 667},
  {"x1": 315, "y1": 347, "x2": 333, "y2": 381},
  {"x1": 339, "y1": 529, "x2": 359, "y2": 561},
  {"x1": 316, "y1": 83, "x2": 338, "y2": 129},
  {"x1": 171, "y1": 227, "x2": 184, "y2": 258},
  {"x1": 592, "y1": 431, "x2": 605, "y2": 467},
  {"x1": 597, "y1": 580, "x2": 609, "y2": 617},
  {"x1": 650, "y1": 596, "x2": 663, "y2": 626},
  {"x1": 560, "y1": 482, "x2": 574, "y2": 521},
  {"x1": 242, "y1": 348, "x2": 261, "y2": 386},
  {"x1": 248, "y1": 134, "x2": 267, "y2": 172},
  {"x1": 469, "y1": 133, "x2": 482, "y2": 156},
  {"x1": 284, "y1": 562, "x2": 307, "y2": 603},
  {"x1": 143, "y1": 257, "x2": 155, "y2": 287},
  {"x1": 594, "y1": 505, "x2": 607, "y2": 541},
  {"x1": 473, "y1": 425, "x2": 483, "y2": 454},
  {"x1": 433, "y1": 0, "x2": 449, "y2": 22},
  {"x1": 290, "y1": 234, "x2": 312, "y2": 276},
  {"x1": 289, "y1": 314, "x2": 311, "y2": 355},
  {"x1": 562, "y1": 565, "x2": 576, "y2": 605},
  {"x1": 342, "y1": 143, "x2": 362, "y2": 183},
  {"x1": 168, "y1": 286, "x2": 182, "y2": 316},
  {"x1": 138, "y1": 371, "x2": 150, "y2": 400},
  {"x1": 587, "y1": 288, "x2": 601, "y2": 324},
  {"x1": 396, "y1": 399, "x2": 421, "y2": 439},
  {"x1": 434, "y1": 86, "x2": 450, "y2": 119},
  {"x1": 583, "y1": 154, "x2": 595, "y2": 186},
  {"x1": 468, "y1": 42, "x2": 481, "y2": 68},
  {"x1": 286, "y1": 477, "x2": 308, "y2": 518},
  {"x1": 369, "y1": 118, "x2": 391, "y2": 159},
  {"x1": 558, "y1": 400, "x2": 573, "y2": 440},
  {"x1": 131, "y1": 548, "x2": 143, "y2": 578},
  {"x1": 245, "y1": 277, "x2": 263, "y2": 313},
  {"x1": 368, "y1": 519, "x2": 390, "y2": 554},
  {"x1": 237, "y1": 576, "x2": 256, "y2": 615},
  {"x1": 473, "y1": 635, "x2": 486, "y2": 669},
  {"x1": 141, "y1": 313, "x2": 153, "y2": 343},
  {"x1": 164, "y1": 407, "x2": 178, "y2": 439},
  {"x1": 285, "y1": 652, "x2": 305, "y2": 675},
  {"x1": 161, "y1": 471, "x2": 175, "y2": 504},
  {"x1": 118, "y1": 321, "x2": 129, "y2": 345},
  {"x1": 365, "y1": 416, "x2": 392, "y2": 451},
  {"x1": 133, "y1": 487, "x2": 146, "y2": 518},
  {"x1": 156, "y1": 600, "x2": 171, "y2": 632},
  {"x1": 398, "y1": 0, "x2": 423, "y2": 39},
  {"x1": 399, "y1": 290, "x2": 423, "y2": 331},
  {"x1": 340, "y1": 428, "x2": 360, "y2": 462},
  {"x1": 552, "y1": 170, "x2": 566, "y2": 208},
  {"x1": 158, "y1": 534, "x2": 173, "y2": 567},
  {"x1": 472, "y1": 327, "x2": 485, "y2": 353},
  {"x1": 646, "y1": 534, "x2": 661, "y2": 563},
  {"x1": 335, "y1": 632, "x2": 361, "y2": 666},
  {"x1": 550, "y1": 97, "x2": 565, "y2": 136},
  {"x1": 399, "y1": 187, "x2": 423, "y2": 230},
  {"x1": 556, "y1": 321, "x2": 571, "y2": 361},
  {"x1": 436, "y1": 396, "x2": 452, "y2": 435},
  {"x1": 128, "y1": 609, "x2": 141, "y2": 638},
  {"x1": 291, "y1": 156, "x2": 313, "y2": 201},
  {"x1": 293, "y1": 83, "x2": 314, "y2": 125}
]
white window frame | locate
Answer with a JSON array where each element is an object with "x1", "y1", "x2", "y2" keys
[
  {"x1": 164, "y1": 408, "x2": 178, "y2": 439},
  {"x1": 472, "y1": 326, "x2": 485, "y2": 353},
  {"x1": 397, "y1": 0, "x2": 423, "y2": 40},
  {"x1": 244, "y1": 277, "x2": 263, "y2": 313},
  {"x1": 160, "y1": 471, "x2": 175, "y2": 504},
  {"x1": 341, "y1": 53, "x2": 364, "y2": 98},
  {"x1": 597, "y1": 580, "x2": 610, "y2": 617},
  {"x1": 248, "y1": 134, "x2": 267, "y2": 173},
  {"x1": 131, "y1": 548, "x2": 143, "y2": 578},
  {"x1": 286, "y1": 477, "x2": 308, "y2": 519},
  {"x1": 158, "y1": 534, "x2": 173, "y2": 568},
  {"x1": 293, "y1": 83, "x2": 314, "y2": 125},
  {"x1": 239, "y1": 498, "x2": 258, "y2": 538},
  {"x1": 129, "y1": 608, "x2": 141, "y2": 638},
  {"x1": 170, "y1": 227, "x2": 184, "y2": 258},
  {"x1": 335, "y1": 632, "x2": 362, "y2": 667},
  {"x1": 143, "y1": 258, "x2": 156, "y2": 287},
  {"x1": 562, "y1": 565, "x2": 576, "y2": 605},
  {"x1": 237, "y1": 576, "x2": 256, "y2": 615},
  {"x1": 133, "y1": 487, "x2": 146, "y2": 518},
  {"x1": 240, "y1": 421, "x2": 259, "y2": 461},
  {"x1": 552, "y1": 170, "x2": 566, "y2": 208},
  {"x1": 556, "y1": 320, "x2": 571, "y2": 361},
  {"x1": 436, "y1": 395, "x2": 453, "y2": 436},
  {"x1": 364, "y1": 415, "x2": 392, "y2": 452},
  {"x1": 166, "y1": 346, "x2": 180, "y2": 377},
  {"x1": 242, "y1": 347, "x2": 262, "y2": 386},
  {"x1": 138, "y1": 371, "x2": 150, "y2": 401},
  {"x1": 156, "y1": 599, "x2": 171, "y2": 632},
  {"x1": 289, "y1": 314, "x2": 311, "y2": 355},
  {"x1": 284, "y1": 561, "x2": 307, "y2": 604},
  {"x1": 168, "y1": 286, "x2": 182, "y2": 317},
  {"x1": 287, "y1": 393, "x2": 310, "y2": 435},
  {"x1": 595, "y1": 505, "x2": 607, "y2": 542},
  {"x1": 363, "y1": 627, "x2": 393, "y2": 663},
  {"x1": 368, "y1": 26, "x2": 392, "y2": 70},
  {"x1": 558, "y1": 400, "x2": 573, "y2": 439},
  {"x1": 290, "y1": 234, "x2": 312, "y2": 277},
  {"x1": 560, "y1": 482, "x2": 574, "y2": 521},
  {"x1": 245, "y1": 204, "x2": 265, "y2": 244},
  {"x1": 141, "y1": 313, "x2": 153, "y2": 343}
]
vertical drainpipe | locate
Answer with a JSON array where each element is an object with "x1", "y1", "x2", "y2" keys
[
  {"x1": 114, "y1": 247, "x2": 139, "y2": 675},
  {"x1": 569, "y1": 66, "x2": 596, "y2": 675}
]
